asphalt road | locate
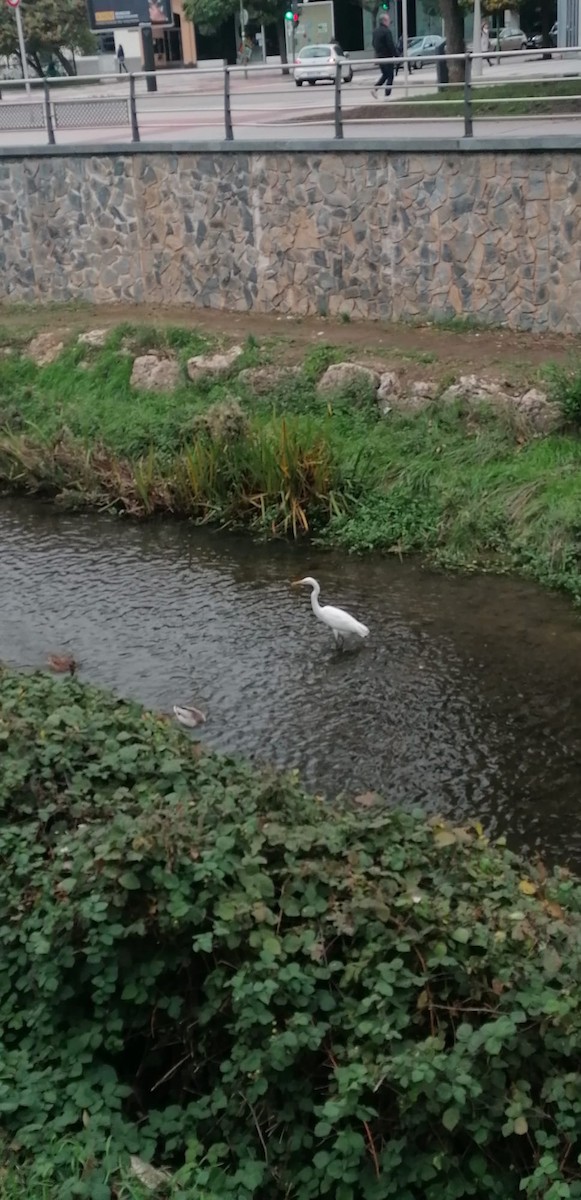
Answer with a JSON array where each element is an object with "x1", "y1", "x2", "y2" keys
[{"x1": 0, "y1": 53, "x2": 580, "y2": 147}]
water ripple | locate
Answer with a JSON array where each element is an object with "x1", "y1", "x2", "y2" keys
[{"x1": 2, "y1": 499, "x2": 581, "y2": 867}]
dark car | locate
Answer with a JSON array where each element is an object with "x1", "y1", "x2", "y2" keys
[{"x1": 525, "y1": 22, "x2": 558, "y2": 49}]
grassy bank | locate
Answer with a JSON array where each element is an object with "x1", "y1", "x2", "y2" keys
[
  {"x1": 0, "y1": 322, "x2": 580, "y2": 600},
  {"x1": 340, "y1": 77, "x2": 581, "y2": 122},
  {"x1": 2, "y1": 665, "x2": 581, "y2": 1199}
]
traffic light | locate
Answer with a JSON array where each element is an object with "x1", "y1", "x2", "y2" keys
[{"x1": 285, "y1": 1, "x2": 299, "y2": 23}]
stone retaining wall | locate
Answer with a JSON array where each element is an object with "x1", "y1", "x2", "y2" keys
[{"x1": 0, "y1": 146, "x2": 578, "y2": 331}]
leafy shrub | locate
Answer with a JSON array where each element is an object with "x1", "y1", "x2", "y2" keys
[
  {"x1": 191, "y1": 398, "x2": 250, "y2": 443},
  {"x1": 547, "y1": 364, "x2": 581, "y2": 427},
  {"x1": 174, "y1": 415, "x2": 349, "y2": 535},
  {"x1": 2, "y1": 668, "x2": 581, "y2": 1198},
  {"x1": 302, "y1": 344, "x2": 345, "y2": 383}
]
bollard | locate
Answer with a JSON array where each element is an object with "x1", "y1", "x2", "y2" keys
[
  {"x1": 334, "y1": 63, "x2": 343, "y2": 140},
  {"x1": 463, "y1": 52, "x2": 473, "y2": 137},
  {"x1": 129, "y1": 74, "x2": 140, "y2": 143},
  {"x1": 223, "y1": 60, "x2": 234, "y2": 141},
  {"x1": 43, "y1": 80, "x2": 55, "y2": 145}
]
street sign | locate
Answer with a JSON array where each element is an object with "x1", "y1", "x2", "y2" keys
[
  {"x1": 86, "y1": 0, "x2": 173, "y2": 30},
  {"x1": 5, "y1": 0, "x2": 21, "y2": 9},
  {"x1": 242, "y1": 7, "x2": 248, "y2": 23}
]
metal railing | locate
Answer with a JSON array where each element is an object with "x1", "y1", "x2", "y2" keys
[{"x1": 0, "y1": 45, "x2": 579, "y2": 146}]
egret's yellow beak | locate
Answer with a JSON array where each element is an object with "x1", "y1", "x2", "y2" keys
[{"x1": 291, "y1": 579, "x2": 304, "y2": 588}]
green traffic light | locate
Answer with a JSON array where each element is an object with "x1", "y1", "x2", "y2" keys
[{"x1": 285, "y1": 9, "x2": 293, "y2": 17}]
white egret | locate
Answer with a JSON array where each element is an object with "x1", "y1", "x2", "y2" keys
[{"x1": 292, "y1": 577, "x2": 370, "y2": 649}]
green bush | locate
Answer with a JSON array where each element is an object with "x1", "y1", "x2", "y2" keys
[
  {"x1": 548, "y1": 364, "x2": 581, "y2": 427},
  {"x1": 2, "y1": 668, "x2": 581, "y2": 1199}
]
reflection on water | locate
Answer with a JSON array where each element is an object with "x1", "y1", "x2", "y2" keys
[{"x1": 1, "y1": 498, "x2": 581, "y2": 867}]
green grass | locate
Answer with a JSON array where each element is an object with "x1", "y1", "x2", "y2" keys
[
  {"x1": 0, "y1": 1153, "x2": 206, "y2": 1200},
  {"x1": 0, "y1": 322, "x2": 581, "y2": 600},
  {"x1": 366, "y1": 77, "x2": 581, "y2": 119}
]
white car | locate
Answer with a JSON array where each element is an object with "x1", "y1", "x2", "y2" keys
[{"x1": 294, "y1": 43, "x2": 354, "y2": 87}]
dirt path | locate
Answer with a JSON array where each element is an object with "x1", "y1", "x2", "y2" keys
[{"x1": 1, "y1": 303, "x2": 579, "y2": 378}]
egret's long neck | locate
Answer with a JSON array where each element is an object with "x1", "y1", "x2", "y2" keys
[{"x1": 309, "y1": 582, "x2": 322, "y2": 617}]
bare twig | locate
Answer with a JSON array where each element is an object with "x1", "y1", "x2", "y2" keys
[
  {"x1": 363, "y1": 1119, "x2": 380, "y2": 1179},
  {"x1": 239, "y1": 1091, "x2": 269, "y2": 1163},
  {"x1": 151, "y1": 1051, "x2": 192, "y2": 1093}
]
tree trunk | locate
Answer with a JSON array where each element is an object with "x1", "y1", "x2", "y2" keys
[
  {"x1": 54, "y1": 48, "x2": 75, "y2": 76},
  {"x1": 439, "y1": 0, "x2": 465, "y2": 81},
  {"x1": 277, "y1": 18, "x2": 289, "y2": 75},
  {"x1": 25, "y1": 50, "x2": 44, "y2": 77},
  {"x1": 540, "y1": 0, "x2": 553, "y2": 58}
]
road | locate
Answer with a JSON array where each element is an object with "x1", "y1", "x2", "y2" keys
[{"x1": 0, "y1": 52, "x2": 580, "y2": 147}]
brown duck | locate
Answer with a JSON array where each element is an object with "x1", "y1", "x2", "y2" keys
[{"x1": 47, "y1": 653, "x2": 77, "y2": 676}]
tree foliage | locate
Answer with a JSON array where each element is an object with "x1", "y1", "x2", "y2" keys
[
  {"x1": 182, "y1": 0, "x2": 237, "y2": 35},
  {"x1": 183, "y1": 0, "x2": 287, "y2": 35},
  {"x1": 0, "y1": 0, "x2": 95, "y2": 76},
  {"x1": 2, "y1": 667, "x2": 581, "y2": 1198}
]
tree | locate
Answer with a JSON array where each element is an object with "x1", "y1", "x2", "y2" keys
[
  {"x1": 183, "y1": 0, "x2": 236, "y2": 35},
  {"x1": 434, "y1": 0, "x2": 462, "y2": 78},
  {"x1": 0, "y1": 0, "x2": 95, "y2": 77},
  {"x1": 353, "y1": 0, "x2": 382, "y2": 33},
  {"x1": 183, "y1": 0, "x2": 290, "y2": 66}
]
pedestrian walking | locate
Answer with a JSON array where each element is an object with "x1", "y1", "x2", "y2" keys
[
  {"x1": 117, "y1": 44, "x2": 128, "y2": 74},
  {"x1": 481, "y1": 21, "x2": 492, "y2": 65},
  {"x1": 371, "y1": 12, "x2": 397, "y2": 98}
]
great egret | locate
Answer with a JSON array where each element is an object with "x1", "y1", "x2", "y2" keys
[
  {"x1": 173, "y1": 704, "x2": 206, "y2": 729},
  {"x1": 292, "y1": 577, "x2": 370, "y2": 648}
]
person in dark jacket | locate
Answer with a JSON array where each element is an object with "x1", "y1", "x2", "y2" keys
[
  {"x1": 371, "y1": 12, "x2": 397, "y2": 97},
  {"x1": 117, "y1": 43, "x2": 128, "y2": 74}
]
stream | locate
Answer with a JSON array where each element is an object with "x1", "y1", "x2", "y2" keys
[{"x1": 1, "y1": 498, "x2": 581, "y2": 868}]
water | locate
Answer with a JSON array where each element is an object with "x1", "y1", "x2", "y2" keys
[{"x1": 2, "y1": 497, "x2": 581, "y2": 868}]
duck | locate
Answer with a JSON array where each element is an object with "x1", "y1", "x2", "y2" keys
[
  {"x1": 173, "y1": 704, "x2": 206, "y2": 729},
  {"x1": 47, "y1": 653, "x2": 77, "y2": 676}
]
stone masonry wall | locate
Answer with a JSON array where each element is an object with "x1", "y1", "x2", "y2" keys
[{"x1": 0, "y1": 149, "x2": 578, "y2": 331}]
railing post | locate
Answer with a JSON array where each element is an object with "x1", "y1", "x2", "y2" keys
[
  {"x1": 129, "y1": 74, "x2": 140, "y2": 143},
  {"x1": 463, "y1": 52, "x2": 473, "y2": 137},
  {"x1": 223, "y1": 59, "x2": 234, "y2": 141},
  {"x1": 334, "y1": 63, "x2": 343, "y2": 140},
  {"x1": 43, "y1": 80, "x2": 55, "y2": 145}
]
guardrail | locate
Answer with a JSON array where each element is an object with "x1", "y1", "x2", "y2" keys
[{"x1": 0, "y1": 45, "x2": 580, "y2": 145}]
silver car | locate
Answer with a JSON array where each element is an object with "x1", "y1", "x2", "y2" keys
[
  {"x1": 492, "y1": 26, "x2": 528, "y2": 56},
  {"x1": 407, "y1": 34, "x2": 445, "y2": 68},
  {"x1": 294, "y1": 43, "x2": 354, "y2": 87}
]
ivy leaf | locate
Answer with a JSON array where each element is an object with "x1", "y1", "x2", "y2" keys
[
  {"x1": 442, "y1": 1107, "x2": 460, "y2": 1131},
  {"x1": 118, "y1": 871, "x2": 141, "y2": 890},
  {"x1": 452, "y1": 927, "x2": 470, "y2": 944},
  {"x1": 542, "y1": 947, "x2": 562, "y2": 977},
  {"x1": 193, "y1": 932, "x2": 213, "y2": 953},
  {"x1": 434, "y1": 830, "x2": 457, "y2": 848},
  {"x1": 262, "y1": 935, "x2": 282, "y2": 958}
]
